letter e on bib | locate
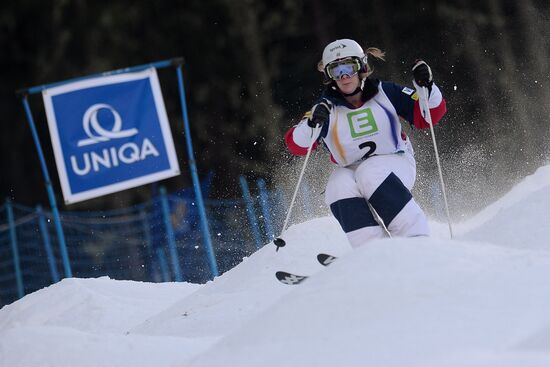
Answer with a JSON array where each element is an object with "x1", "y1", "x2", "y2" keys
[{"x1": 347, "y1": 108, "x2": 378, "y2": 138}]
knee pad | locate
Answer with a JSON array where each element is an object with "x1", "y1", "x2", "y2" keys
[
  {"x1": 369, "y1": 172, "x2": 412, "y2": 226},
  {"x1": 330, "y1": 197, "x2": 378, "y2": 233}
]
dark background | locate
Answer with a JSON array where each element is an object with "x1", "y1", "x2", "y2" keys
[{"x1": 1, "y1": 0, "x2": 549, "y2": 217}]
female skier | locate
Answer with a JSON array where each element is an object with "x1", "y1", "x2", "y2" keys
[{"x1": 284, "y1": 39, "x2": 447, "y2": 248}]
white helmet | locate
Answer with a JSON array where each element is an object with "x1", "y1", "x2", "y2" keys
[{"x1": 322, "y1": 39, "x2": 368, "y2": 70}]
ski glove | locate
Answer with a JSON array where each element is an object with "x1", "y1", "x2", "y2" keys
[
  {"x1": 307, "y1": 100, "x2": 332, "y2": 128},
  {"x1": 412, "y1": 59, "x2": 433, "y2": 90}
]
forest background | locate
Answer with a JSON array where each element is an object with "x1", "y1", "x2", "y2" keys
[{"x1": 1, "y1": 0, "x2": 549, "y2": 219}]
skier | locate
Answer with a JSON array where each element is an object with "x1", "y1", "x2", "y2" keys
[{"x1": 284, "y1": 39, "x2": 447, "y2": 248}]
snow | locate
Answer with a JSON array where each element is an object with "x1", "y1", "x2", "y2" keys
[{"x1": 2, "y1": 166, "x2": 550, "y2": 366}]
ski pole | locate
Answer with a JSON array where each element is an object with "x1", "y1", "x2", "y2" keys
[
  {"x1": 414, "y1": 82, "x2": 453, "y2": 238},
  {"x1": 274, "y1": 124, "x2": 321, "y2": 251},
  {"x1": 366, "y1": 200, "x2": 392, "y2": 238}
]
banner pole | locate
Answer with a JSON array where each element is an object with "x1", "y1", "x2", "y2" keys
[
  {"x1": 21, "y1": 95, "x2": 73, "y2": 278},
  {"x1": 175, "y1": 64, "x2": 219, "y2": 278},
  {"x1": 18, "y1": 59, "x2": 179, "y2": 96}
]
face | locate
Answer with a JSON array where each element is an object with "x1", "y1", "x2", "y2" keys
[
  {"x1": 326, "y1": 58, "x2": 362, "y2": 94},
  {"x1": 335, "y1": 74, "x2": 361, "y2": 94}
]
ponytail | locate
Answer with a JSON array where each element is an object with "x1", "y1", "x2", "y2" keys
[{"x1": 361, "y1": 47, "x2": 385, "y2": 78}]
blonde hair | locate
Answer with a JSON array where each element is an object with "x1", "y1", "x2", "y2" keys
[{"x1": 318, "y1": 47, "x2": 386, "y2": 83}]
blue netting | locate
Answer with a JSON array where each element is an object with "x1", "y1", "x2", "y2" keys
[{"x1": 0, "y1": 183, "x2": 284, "y2": 308}]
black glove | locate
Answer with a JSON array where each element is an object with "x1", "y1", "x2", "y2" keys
[
  {"x1": 307, "y1": 100, "x2": 331, "y2": 128},
  {"x1": 412, "y1": 59, "x2": 433, "y2": 90}
]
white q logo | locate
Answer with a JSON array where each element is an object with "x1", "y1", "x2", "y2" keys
[{"x1": 77, "y1": 103, "x2": 138, "y2": 147}]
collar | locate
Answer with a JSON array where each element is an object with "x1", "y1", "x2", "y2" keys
[{"x1": 323, "y1": 78, "x2": 380, "y2": 109}]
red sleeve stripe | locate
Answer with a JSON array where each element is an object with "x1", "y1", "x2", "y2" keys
[
  {"x1": 284, "y1": 127, "x2": 318, "y2": 156},
  {"x1": 413, "y1": 98, "x2": 447, "y2": 129}
]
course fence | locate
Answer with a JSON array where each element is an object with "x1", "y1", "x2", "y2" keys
[{"x1": 0, "y1": 177, "x2": 287, "y2": 308}]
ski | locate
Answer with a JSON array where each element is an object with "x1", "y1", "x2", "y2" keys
[
  {"x1": 275, "y1": 253, "x2": 338, "y2": 285},
  {"x1": 317, "y1": 253, "x2": 337, "y2": 266},
  {"x1": 275, "y1": 271, "x2": 308, "y2": 285}
]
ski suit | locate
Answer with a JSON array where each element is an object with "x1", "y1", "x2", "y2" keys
[{"x1": 284, "y1": 78, "x2": 447, "y2": 248}]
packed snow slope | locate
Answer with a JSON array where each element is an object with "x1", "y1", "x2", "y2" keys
[{"x1": 2, "y1": 166, "x2": 550, "y2": 367}]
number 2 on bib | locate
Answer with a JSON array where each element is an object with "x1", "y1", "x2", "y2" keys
[{"x1": 359, "y1": 141, "x2": 377, "y2": 160}]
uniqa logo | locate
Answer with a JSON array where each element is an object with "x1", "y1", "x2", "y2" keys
[
  {"x1": 77, "y1": 104, "x2": 138, "y2": 147},
  {"x1": 70, "y1": 103, "x2": 160, "y2": 176}
]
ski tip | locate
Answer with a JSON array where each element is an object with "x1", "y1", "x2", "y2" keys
[
  {"x1": 317, "y1": 253, "x2": 337, "y2": 266},
  {"x1": 275, "y1": 271, "x2": 308, "y2": 285}
]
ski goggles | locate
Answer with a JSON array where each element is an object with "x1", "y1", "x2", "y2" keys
[{"x1": 325, "y1": 58, "x2": 362, "y2": 80}]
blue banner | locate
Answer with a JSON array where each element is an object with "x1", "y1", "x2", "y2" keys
[{"x1": 42, "y1": 68, "x2": 180, "y2": 204}]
